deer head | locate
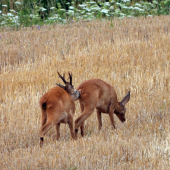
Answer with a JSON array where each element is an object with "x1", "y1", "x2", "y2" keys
[
  {"x1": 56, "y1": 72, "x2": 80, "y2": 101},
  {"x1": 114, "y1": 91, "x2": 130, "y2": 122}
]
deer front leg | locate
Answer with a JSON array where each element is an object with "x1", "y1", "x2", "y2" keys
[
  {"x1": 109, "y1": 106, "x2": 115, "y2": 129},
  {"x1": 68, "y1": 116, "x2": 75, "y2": 139},
  {"x1": 96, "y1": 109, "x2": 102, "y2": 130}
]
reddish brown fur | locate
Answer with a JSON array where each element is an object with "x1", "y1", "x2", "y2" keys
[
  {"x1": 75, "y1": 79, "x2": 130, "y2": 139},
  {"x1": 39, "y1": 73, "x2": 80, "y2": 147}
]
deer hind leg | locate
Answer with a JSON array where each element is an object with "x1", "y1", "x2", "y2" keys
[
  {"x1": 75, "y1": 94, "x2": 98, "y2": 139},
  {"x1": 96, "y1": 109, "x2": 102, "y2": 130},
  {"x1": 39, "y1": 119, "x2": 54, "y2": 147},
  {"x1": 56, "y1": 123, "x2": 60, "y2": 140},
  {"x1": 80, "y1": 102, "x2": 85, "y2": 137},
  {"x1": 75, "y1": 108, "x2": 95, "y2": 139},
  {"x1": 41, "y1": 109, "x2": 47, "y2": 128},
  {"x1": 68, "y1": 116, "x2": 75, "y2": 139}
]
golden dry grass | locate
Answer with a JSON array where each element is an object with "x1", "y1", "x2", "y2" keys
[{"x1": 0, "y1": 16, "x2": 170, "y2": 169}]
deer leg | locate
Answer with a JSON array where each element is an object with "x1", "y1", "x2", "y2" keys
[
  {"x1": 96, "y1": 110, "x2": 102, "y2": 130},
  {"x1": 80, "y1": 121, "x2": 85, "y2": 137},
  {"x1": 41, "y1": 109, "x2": 47, "y2": 128},
  {"x1": 75, "y1": 109, "x2": 94, "y2": 139},
  {"x1": 56, "y1": 123, "x2": 60, "y2": 140},
  {"x1": 39, "y1": 120, "x2": 53, "y2": 147},
  {"x1": 79, "y1": 102, "x2": 85, "y2": 137},
  {"x1": 109, "y1": 107, "x2": 115, "y2": 129},
  {"x1": 68, "y1": 116, "x2": 75, "y2": 139}
]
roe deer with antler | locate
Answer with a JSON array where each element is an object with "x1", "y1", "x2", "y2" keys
[
  {"x1": 39, "y1": 72, "x2": 80, "y2": 147},
  {"x1": 74, "y1": 79, "x2": 130, "y2": 139}
]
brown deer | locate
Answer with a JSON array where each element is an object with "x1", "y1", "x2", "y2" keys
[
  {"x1": 39, "y1": 72, "x2": 80, "y2": 147},
  {"x1": 74, "y1": 79, "x2": 130, "y2": 139}
]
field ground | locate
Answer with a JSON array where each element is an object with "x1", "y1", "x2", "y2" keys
[{"x1": 0, "y1": 16, "x2": 170, "y2": 169}]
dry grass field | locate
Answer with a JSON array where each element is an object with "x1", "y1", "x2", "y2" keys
[{"x1": 0, "y1": 15, "x2": 170, "y2": 169}]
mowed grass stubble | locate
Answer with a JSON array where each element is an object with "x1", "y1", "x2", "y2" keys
[{"x1": 0, "y1": 16, "x2": 170, "y2": 169}]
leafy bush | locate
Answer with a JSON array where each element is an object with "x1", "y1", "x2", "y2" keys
[{"x1": 0, "y1": 0, "x2": 170, "y2": 28}]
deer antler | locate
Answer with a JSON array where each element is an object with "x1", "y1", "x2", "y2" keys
[
  {"x1": 68, "y1": 72, "x2": 72, "y2": 85},
  {"x1": 58, "y1": 72, "x2": 67, "y2": 84}
]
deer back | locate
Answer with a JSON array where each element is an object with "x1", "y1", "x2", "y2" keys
[{"x1": 39, "y1": 86, "x2": 74, "y2": 113}]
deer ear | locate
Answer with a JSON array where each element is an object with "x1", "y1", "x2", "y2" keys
[
  {"x1": 121, "y1": 91, "x2": 130, "y2": 105},
  {"x1": 56, "y1": 83, "x2": 66, "y2": 90}
]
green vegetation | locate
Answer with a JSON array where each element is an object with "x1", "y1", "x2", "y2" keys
[{"x1": 0, "y1": 0, "x2": 170, "y2": 28}]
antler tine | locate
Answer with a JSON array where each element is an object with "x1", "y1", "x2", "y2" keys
[
  {"x1": 58, "y1": 71, "x2": 67, "y2": 84},
  {"x1": 62, "y1": 72, "x2": 65, "y2": 80},
  {"x1": 68, "y1": 72, "x2": 72, "y2": 85}
]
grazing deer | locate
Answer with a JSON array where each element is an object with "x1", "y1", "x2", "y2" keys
[
  {"x1": 39, "y1": 72, "x2": 80, "y2": 147},
  {"x1": 74, "y1": 79, "x2": 130, "y2": 139}
]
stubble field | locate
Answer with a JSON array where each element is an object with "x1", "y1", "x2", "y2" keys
[{"x1": 0, "y1": 16, "x2": 170, "y2": 170}]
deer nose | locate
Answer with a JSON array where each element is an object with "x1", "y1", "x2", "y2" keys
[
  {"x1": 77, "y1": 91, "x2": 81, "y2": 98},
  {"x1": 122, "y1": 118, "x2": 126, "y2": 122}
]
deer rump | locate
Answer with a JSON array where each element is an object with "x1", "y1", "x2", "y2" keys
[{"x1": 40, "y1": 86, "x2": 75, "y2": 124}]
